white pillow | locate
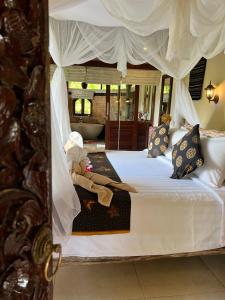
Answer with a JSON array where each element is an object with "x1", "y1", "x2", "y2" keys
[
  {"x1": 164, "y1": 148, "x2": 172, "y2": 160},
  {"x1": 194, "y1": 136, "x2": 225, "y2": 187},
  {"x1": 169, "y1": 128, "x2": 188, "y2": 147},
  {"x1": 163, "y1": 128, "x2": 188, "y2": 161}
]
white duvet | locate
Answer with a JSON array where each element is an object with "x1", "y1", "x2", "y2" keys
[{"x1": 55, "y1": 150, "x2": 225, "y2": 257}]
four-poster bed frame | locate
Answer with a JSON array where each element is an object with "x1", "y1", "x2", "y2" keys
[{"x1": 61, "y1": 248, "x2": 225, "y2": 266}]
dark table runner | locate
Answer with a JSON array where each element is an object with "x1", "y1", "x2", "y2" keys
[{"x1": 72, "y1": 152, "x2": 131, "y2": 235}]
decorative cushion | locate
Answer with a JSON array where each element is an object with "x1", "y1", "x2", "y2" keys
[
  {"x1": 194, "y1": 136, "x2": 225, "y2": 187},
  {"x1": 171, "y1": 124, "x2": 204, "y2": 179},
  {"x1": 148, "y1": 125, "x2": 155, "y2": 145},
  {"x1": 148, "y1": 124, "x2": 169, "y2": 158}
]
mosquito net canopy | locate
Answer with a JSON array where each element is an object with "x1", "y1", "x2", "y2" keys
[{"x1": 49, "y1": 0, "x2": 225, "y2": 235}]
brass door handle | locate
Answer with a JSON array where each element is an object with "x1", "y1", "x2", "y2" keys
[
  {"x1": 32, "y1": 226, "x2": 62, "y2": 282},
  {"x1": 44, "y1": 244, "x2": 62, "y2": 282}
]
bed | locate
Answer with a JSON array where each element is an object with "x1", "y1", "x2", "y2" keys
[{"x1": 55, "y1": 150, "x2": 225, "y2": 264}]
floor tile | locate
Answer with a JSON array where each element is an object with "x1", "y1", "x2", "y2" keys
[
  {"x1": 54, "y1": 263, "x2": 144, "y2": 300},
  {"x1": 147, "y1": 291, "x2": 225, "y2": 299},
  {"x1": 201, "y1": 255, "x2": 225, "y2": 287},
  {"x1": 134, "y1": 257, "x2": 224, "y2": 298},
  {"x1": 127, "y1": 298, "x2": 145, "y2": 300}
]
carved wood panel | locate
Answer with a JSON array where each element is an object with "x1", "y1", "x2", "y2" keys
[{"x1": 0, "y1": 1, "x2": 52, "y2": 299}]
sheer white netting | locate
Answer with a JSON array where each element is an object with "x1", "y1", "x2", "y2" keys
[
  {"x1": 49, "y1": 0, "x2": 225, "y2": 236},
  {"x1": 51, "y1": 94, "x2": 81, "y2": 236},
  {"x1": 101, "y1": 0, "x2": 225, "y2": 59},
  {"x1": 100, "y1": 0, "x2": 225, "y2": 125},
  {"x1": 50, "y1": 15, "x2": 225, "y2": 130}
]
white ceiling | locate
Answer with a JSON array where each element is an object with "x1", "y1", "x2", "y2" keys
[{"x1": 49, "y1": 0, "x2": 123, "y2": 27}]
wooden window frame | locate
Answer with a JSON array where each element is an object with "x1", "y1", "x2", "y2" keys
[
  {"x1": 158, "y1": 74, "x2": 173, "y2": 124},
  {"x1": 73, "y1": 98, "x2": 92, "y2": 116}
]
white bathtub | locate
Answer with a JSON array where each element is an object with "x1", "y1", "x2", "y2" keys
[{"x1": 70, "y1": 123, "x2": 104, "y2": 140}]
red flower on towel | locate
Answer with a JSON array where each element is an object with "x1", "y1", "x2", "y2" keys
[{"x1": 85, "y1": 164, "x2": 93, "y2": 172}]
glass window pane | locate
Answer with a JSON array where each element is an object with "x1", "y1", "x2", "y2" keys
[
  {"x1": 69, "y1": 81, "x2": 82, "y2": 89},
  {"x1": 120, "y1": 84, "x2": 134, "y2": 121},
  {"x1": 74, "y1": 98, "x2": 82, "y2": 114},
  {"x1": 84, "y1": 99, "x2": 91, "y2": 115},
  {"x1": 120, "y1": 83, "x2": 127, "y2": 90},
  {"x1": 110, "y1": 85, "x2": 120, "y2": 120},
  {"x1": 110, "y1": 84, "x2": 119, "y2": 90},
  {"x1": 138, "y1": 85, "x2": 157, "y2": 121},
  {"x1": 87, "y1": 83, "x2": 101, "y2": 90},
  {"x1": 109, "y1": 85, "x2": 135, "y2": 121}
]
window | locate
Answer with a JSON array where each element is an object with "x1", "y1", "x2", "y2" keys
[
  {"x1": 68, "y1": 82, "x2": 127, "y2": 92},
  {"x1": 69, "y1": 82, "x2": 103, "y2": 91},
  {"x1": 73, "y1": 98, "x2": 92, "y2": 116},
  {"x1": 69, "y1": 82, "x2": 82, "y2": 89}
]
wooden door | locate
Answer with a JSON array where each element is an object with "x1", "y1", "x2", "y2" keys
[
  {"x1": 105, "y1": 85, "x2": 139, "y2": 150},
  {"x1": 0, "y1": 1, "x2": 57, "y2": 299}
]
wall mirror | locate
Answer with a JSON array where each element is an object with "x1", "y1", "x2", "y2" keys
[
  {"x1": 138, "y1": 85, "x2": 156, "y2": 123},
  {"x1": 158, "y1": 75, "x2": 173, "y2": 124}
]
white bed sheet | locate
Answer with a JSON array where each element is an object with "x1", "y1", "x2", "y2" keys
[{"x1": 55, "y1": 150, "x2": 225, "y2": 257}]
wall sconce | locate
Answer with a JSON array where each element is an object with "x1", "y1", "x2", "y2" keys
[{"x1": 205, "y1": 81, "x2": 219, "y2": 104}]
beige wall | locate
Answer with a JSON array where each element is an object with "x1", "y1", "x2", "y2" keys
[
  {"x1": 168, "y1": 53, "x2": 225, "y2": 130},
  {"x1": 193, "y1": 52, "x2": 225, "y2": 130},
  {"x1": 92, "y1": 95, "x2": 106, "y2": 124},
  {"x1": 181, "y1": 53, "x2": 225, "y2": 130}
]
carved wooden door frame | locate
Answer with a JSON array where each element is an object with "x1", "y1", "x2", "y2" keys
[{"x1": 0, "y1": 1, "x2": 55, "y2": 299}]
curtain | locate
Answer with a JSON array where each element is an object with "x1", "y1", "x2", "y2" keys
[
  {"x1": 51, "y1": 68, "x2": 71, "y2": 145},
  {"x1": 51, "y1": 93, "x2": 81, "y2": 236}
]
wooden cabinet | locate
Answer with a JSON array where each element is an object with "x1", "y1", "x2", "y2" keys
[
  {"x1": 105, "y1": 121, "x2": 150, "y2": 150},
  {"x1": 105, "y1": 121, "x2": 134, "y2": 150},
  {"x1": 137, "y1": 121, "x2": 151, "y2": 150}
]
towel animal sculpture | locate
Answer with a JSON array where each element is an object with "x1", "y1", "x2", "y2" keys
[{"x1": 64, "y1": 140, "x2": 137, "y2": 207}]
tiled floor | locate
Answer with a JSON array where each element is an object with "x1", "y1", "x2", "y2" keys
[{"x1": 54, "y1": 255, "x2": 225, "y2": 300}]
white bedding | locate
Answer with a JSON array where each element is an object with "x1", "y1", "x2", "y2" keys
[{"x1": 55, "y1": 150, "x2": 225, "y2": 257}]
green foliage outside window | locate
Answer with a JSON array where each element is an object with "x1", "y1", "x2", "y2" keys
[
  {"x1": 84, "y1": 99, "x2": 91, "y2": 114},
  {"x1": 69, "y1": 82, "x2": 82, "y2": 89},
  {"x1": 163, "y1": 85, "x2": 170, "y2": 94},
  {"x1": 74, "y1": 98, "x2": 82, "y2": 114},
  {"x1": 86, "y1": 83, "x2": 101, "y2": 90},
  {"x1": 68, "y1": 81, "x2": 127, "y2": 91}
]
